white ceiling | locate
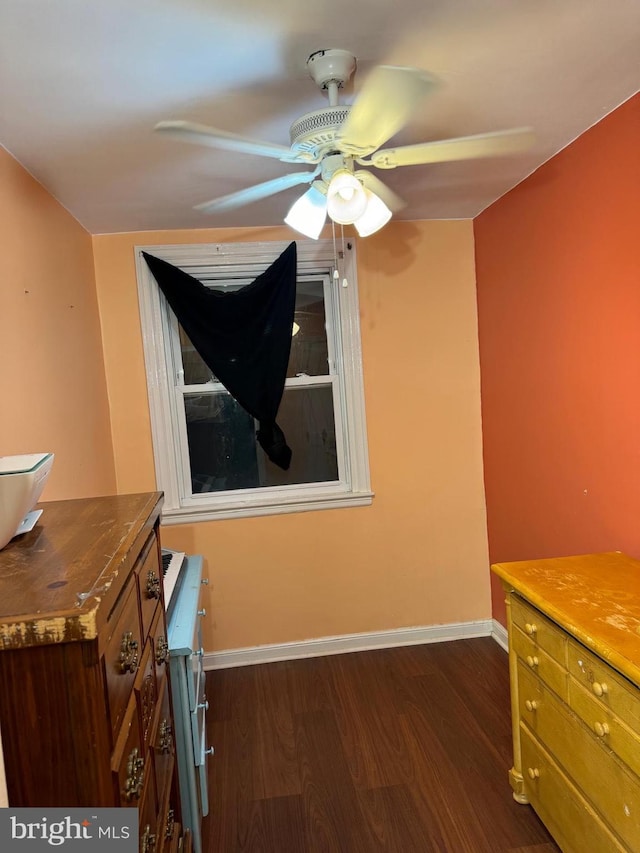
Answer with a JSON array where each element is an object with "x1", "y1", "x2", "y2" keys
[{"x1": 1, "y1": 0, "x2": 638, "y2": 235}]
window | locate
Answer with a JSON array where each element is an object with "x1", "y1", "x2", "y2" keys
[{"x1": 135, "y1": 239, "x2": 372, "y2": 522}]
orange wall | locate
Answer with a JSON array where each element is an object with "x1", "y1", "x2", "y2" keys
[
  {"x1": 93, "y1": 220, "x2": 491, "y2": 651},
  {"x1": 474, "y1": 94, "x2": 640, "y2": 624},
  {"x1": 0, "y1": 148, "x2": 116, "y2": 499}
]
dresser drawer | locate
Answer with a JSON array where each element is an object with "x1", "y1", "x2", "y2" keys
[
  {"x1": 512, "y1": 624, "x2": 568, "y2": 701},
  {"x1": 569, "y1": 676, "x2": 640, "y2": 779},
  {"x1": 567, "y1": 638, "x2": 640, "y2": 733},
  {"x1": 156, "y1": 758, "x2": 180, "y2": 853},
  {"x1": 134, "y1": 639, "x2": 158, "y2": 754},
  {"x1": 112, "y1": 697, "x2": 144, "y2": 807},
  {"x1": 104, "y1": 576, "x2": 143, "y2": 743},
  {"x1": 136, "y1": 533, "x2": 163, "y2": 638},
  {"x1": 511, "y1": 595, "x2": 567, "y2": 665},
  {"x1": 138, "y1": 762, "x2": 159, "y2": 853},
  {"x1": 520, "y1": 726, "x2": 626, "y2": 853},
  {"x1": 518, "y1": 660, "x2": 640, "y2": 851},
  {"x1": 152, "y1": 605, "x2": 170, "y2": 701},
  {"x1": 152, "y1": 678, "x2": 175, "y2": 807}
]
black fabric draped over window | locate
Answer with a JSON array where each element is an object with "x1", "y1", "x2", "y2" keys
[{"x1": 143, "y1": 242, "x2": 297, "y2": 470}]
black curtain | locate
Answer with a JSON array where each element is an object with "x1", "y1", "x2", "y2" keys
[{"x1": 143, "y1": 242, "x2": 297, "y2": 470}]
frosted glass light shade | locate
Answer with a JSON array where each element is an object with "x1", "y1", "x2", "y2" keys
[
  {"x1": 284, "y1": 186, "x2": 327, "y2": 239},
  {"x1": 326, "y1": 170, "x2": 367, "y2": 225},
  {"x1": 354, "y1": 189, "x2": 392, "y2": 237}
]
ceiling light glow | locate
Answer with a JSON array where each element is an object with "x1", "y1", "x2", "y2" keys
[
  {"x1": 285, "y1": 173, "x2": 393, "y2": 240},
  {"x1": 353, "y1": 189, "x2": 392, "y2": 237},
  {"x1": 284, "y1": 186, "x2": 327, "y2": 239},
  {"x1": 326, "y1": 170, "x2": 367, "y2": 225}
]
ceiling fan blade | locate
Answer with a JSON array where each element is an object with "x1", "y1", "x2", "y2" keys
[
  {"x1": 369, "y1": 127, "x2": 535, "y2": 169},
  {"x1": 338, "y1": 65, "x2": 437, "y2": 158},
  {"x1": 194, "y1": 170, "x2": 319, "y2": 214},
  {"x1": 155, "y1": 120, "x2": 306, "y2": 163},
  {"x1": 355, "y1": 171, "x2": 405, "y2": 212}
]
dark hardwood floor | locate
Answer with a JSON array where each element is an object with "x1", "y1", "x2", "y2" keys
[{"x1": 202, "y1": 637, "x2": 559, "y2": 852}]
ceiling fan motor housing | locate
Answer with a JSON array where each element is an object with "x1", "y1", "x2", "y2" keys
[
  {"x1": 307, "y1": 49, "x2": 357, "y2": 89},
  {"x1": 289, "y1": 106, "x2": 351, "y2": 161},
  {"x1": 290, "y1": 49, "x2": 358, "y2": 162}
]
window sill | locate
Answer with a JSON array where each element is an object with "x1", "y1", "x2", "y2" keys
[{"x1": 160, "y1": 490, "x2": 374, "y2": 524}]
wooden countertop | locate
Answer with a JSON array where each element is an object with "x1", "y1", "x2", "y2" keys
[
  {"x1": 0, "y1": 492, "x2": 163, "y2": 649},
  {"x1": 492, "y1": 551, "x2": 640, "y2": 687}
]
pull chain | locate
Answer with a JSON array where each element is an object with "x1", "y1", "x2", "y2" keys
[{"x1": 340, "y1": 224, "x2": 348, "y2": 287}]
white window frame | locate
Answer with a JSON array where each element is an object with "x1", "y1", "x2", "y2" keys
[{"x1": 135, "y1": 239, "x2": 372, "y2": 523}]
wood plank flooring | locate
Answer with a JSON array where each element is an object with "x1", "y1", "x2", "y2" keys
[{"x1": 202, "y1": 637, "x2": 559, "y2": 852}]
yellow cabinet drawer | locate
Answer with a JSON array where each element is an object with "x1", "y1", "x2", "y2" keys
[
  {"x1": 518, "y1": 661, "x2": 640, "y2": 852},
  {"x1": 569, "y1": 676, "x2": 640, "y2": 780},
  {"x1": 511, "y1": 595, "x2": 567, "y2": 666},
  {"x1": 512, "y1": 624, "x2": 568, "y2": 701},
  {"x1": 567, "y1": 638, "x2": 640, "y2": 734},
  {"x1": 520, "y1": 726, "x2": 626, "y2": 853}
]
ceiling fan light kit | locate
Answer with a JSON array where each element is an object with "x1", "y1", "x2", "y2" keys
[
  {"x1": 326, "y1": 169, "x2": 368, "y2": 224},
  {"x1": 353, "y1": 189, "x2": 393, "y2": 237},
  {"x1": 283, "y1": 185, "x2": 327, "y2": 240},
  {"x1": 155, "y1": 48, "x2": 533, "y2": 240}
]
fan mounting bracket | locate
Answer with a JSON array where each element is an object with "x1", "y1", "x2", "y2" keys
[{"x1": 307, "y1": 49, "x2": 357, "y2": 90}]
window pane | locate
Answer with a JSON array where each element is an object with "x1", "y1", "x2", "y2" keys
[
  {"x1": 185, "y1": 393, "x2": 258, "y2": 492},
  {"x1": 180, "y1": 326, "x2": 212, "y2": 385},
  {"x1": 184, "y1": 385, "x2": 338, "y2": 493},
  {"x1": 287, "y1": 280, "x2": 329, "y2": 378},
  {"x1": 261, "y1": 385, "x2": 338, "y2": 486},
  {"x1": 179, "y1": 278, "x2": 328, "y2": 385}
]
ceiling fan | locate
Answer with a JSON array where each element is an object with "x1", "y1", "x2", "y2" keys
[{"x1": 155, "y1": 48, "x2": 534, "y2": 238}]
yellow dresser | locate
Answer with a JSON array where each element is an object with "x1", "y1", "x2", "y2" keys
[{"x1": 492, "y1": 552, "x2": 640, "y2": 853}]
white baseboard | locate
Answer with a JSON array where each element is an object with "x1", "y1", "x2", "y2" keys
[
  {"x1": 203, "y1": 618, "x2": 501, "y2": 670},
  {"x1": 491, "y1": 619, "x2": 508, "y2": 651}
]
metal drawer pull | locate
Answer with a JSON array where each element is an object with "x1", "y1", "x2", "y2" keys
[
  {"x1": 525, "y1": 622, "x2": 537, "y2": 636},
  {"x1": 526, "y1": 655, "x2": 539, "y2": 668},
  {"x1": 124, "y1": 747, "x2": 144, "y2": 801},
  {"x1": 193, "y1": 647, "x2": 204, "y2": 658},
  {"x1": 201, "y1": 578, "x2": 209, "y2": 585},
  {"x1": 198, "y1": 608, "x2": 206, "y2": 617},
  {"x1": 146, "y1": 570, "x2": 161, "y2": 599},
  {"x1": 525, "y1": 699, "x2": 539, "y2": 712},
  {"x1": 165, "y1": 809, "x2": 176, "y2": 841},
  {"x1": 527, "y1": 767, "x2": 540, "y2": 780},
  {"x1": 155, "y1": 635, "x2": 169, "y2": 666},
  {"x1": 592, "y1": 681, "x2": 608, "y2": 697},
  {"x1": 159, "y1": 718, "x2": 174, "y2": 754},
  {"x1": 118, "y1": 632, "x2": 139, "y2": 674},
  {"x1": 205, "y1": 746, "x2": 215, "y2": 757},
  {"x1": 197, "y1": 699, "x2": 210, "y2": 712},
  {"x1": 594, "y1": 721, "x2": 610, "y2": 737},
  {"x1": 141, "y1": 824, "x2": 156, "y2": 853}
]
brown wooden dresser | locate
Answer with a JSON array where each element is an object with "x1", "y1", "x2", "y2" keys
[
  {"x1": 493, "y1": 552, "x2": 640, "y2": 853},
  {"x1": 0, "y1": 492, "x2": 191, "y2": 853}
]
